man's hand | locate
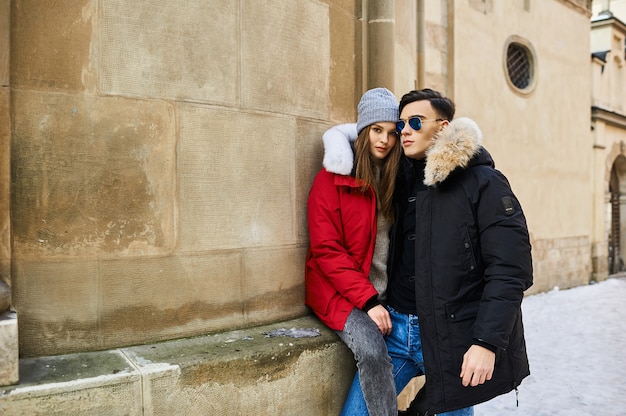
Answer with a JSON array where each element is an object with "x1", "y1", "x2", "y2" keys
[
  {"x1": 460, "y1": 344, "x2": 495, "y2": 387},
  {"x1": 367, "y1": 305, "x2": 392, "y2": 335}
]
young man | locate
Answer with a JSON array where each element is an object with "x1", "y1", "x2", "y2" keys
[
  {"x1": 324, "y1": 88, "x2": 533, "y2": 415},
  {"x1": 388, "y1": 89, "x2": 533, "y2": 415}
]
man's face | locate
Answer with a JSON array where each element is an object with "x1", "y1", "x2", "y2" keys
[{"x1": 398, "y1": 100, "x2": 448, "y2": 160}]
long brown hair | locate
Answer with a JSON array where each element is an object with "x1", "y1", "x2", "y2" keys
[{"x1": 354, "y1": 125, "x2": 402, "y2": 222}]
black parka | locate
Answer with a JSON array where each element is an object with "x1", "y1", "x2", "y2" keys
[{"x1": 388, "y1": 117, "x2": 533, "y2": 414}]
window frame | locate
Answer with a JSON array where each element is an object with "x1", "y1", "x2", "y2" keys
[{"x1": 503, "y1": 35, "x2": 537, "y2": 95}]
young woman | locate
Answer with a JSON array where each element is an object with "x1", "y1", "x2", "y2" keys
[{"x1": 305, "y1": 88, "x2": 402, "y2": 416}]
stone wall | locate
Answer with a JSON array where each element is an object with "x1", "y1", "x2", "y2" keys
[
  {"x1": 10, "y1": 0, "x2": 359, "y2": 357},
  {"x1": 528, "y1": 236, "x2": 592, "y2": 294},
  {"x1": 0, "y1": 0, "x2": 10, "y2": 307}
]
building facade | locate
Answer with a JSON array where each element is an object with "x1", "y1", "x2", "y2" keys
[
  {"x1": 0, "y1": 0, "x2": 603, "y2": 365},
  {"x1": 591, "y1": 0, "x2": 626, "y2": 278}
]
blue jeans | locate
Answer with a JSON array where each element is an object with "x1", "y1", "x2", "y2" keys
[
  {"x1": 341, "y1": 306, "x2": 474, "y2": 416},
  {"x1": 336, "y1": 308, "x2": 397, "y2": 416}
]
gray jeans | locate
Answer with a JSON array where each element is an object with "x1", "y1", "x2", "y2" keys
[{"x1": 336, "y1": 307, "x2": 397, "y2": 416}]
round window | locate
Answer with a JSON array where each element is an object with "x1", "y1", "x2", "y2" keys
[{"x1": 504, "y1": 37, "x2": 536, "y2": 94}]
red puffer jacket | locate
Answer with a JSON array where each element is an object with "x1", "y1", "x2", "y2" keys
[{"x1": 305, "y1": 168, "x2": 379, "y2": 331}]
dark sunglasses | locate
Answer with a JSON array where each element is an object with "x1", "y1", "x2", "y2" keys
[{"x1": 396, "y1": 116, "x2": 444, "y2": 132}]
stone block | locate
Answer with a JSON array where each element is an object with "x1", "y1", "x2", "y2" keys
[
  {"x1": 99, "y1": 252, "x2": 244, "y2": 348},
  {"x1": 12, "y1": 260, "x2": 100, "y2": 357},
  {"x1": 0, "y1": 311, "x2": 18, "y2": 386},
  {"x1": 328, "y1": 3, "x2": 359, "y2": 122},
  {"x1": 11, "y1": 0, "x2": 92, "y2": 91},
  {"x1": 295, "y1": 119, "x2": 327, "y2": 241},
  {"x1": 0, "y1": 88, "x2": 9, "y2": 277},
  {"x1": 0, "y1": 0, "x2": 8, "y2": 86},
  {"x1": 0, "y1": 349, "x2": 142, "y2": 415},
  {"x1": 528, "y1": 236, "x2": 591, "y2": 295},
  {"x1": 243, "y1": 246, "x2": 308, "y2": 325},
  {"x1": 178, "y1": 105, "x2": 296, "y2": 251},
  {"x1": 123, "y1": 316, "x2": 353, "y2": 416},
  {"x1": 320, "y1": 0, "x2": 357, "y2": 15},
  {"x1": 0, "y1": 316, "x2": 355, "y2": 415},
  {"x1": 241, "y1": 0, "x2": 330, "y2": 119},
  {"x1": 11, "y1": 90, "x2": 176, "y2": 258},
  {"x1": 98, "y1": 0, "x2": 239, "y2": 105}
]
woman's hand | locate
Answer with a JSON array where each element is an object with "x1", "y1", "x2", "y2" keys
[{"x1": 367, "y1": 305, "x2": 392, "y2": 335}]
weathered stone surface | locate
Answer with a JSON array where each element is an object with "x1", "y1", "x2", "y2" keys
[
  {"x1": 99, "y1": 252, "x2": 244, "y2": 348},
  {"x1": 328, "y1": 3, "x2": 359, "y2": 122},
  {"x1": 98, "y1": 0, "x2": 239, "y2": 104},
  {"x1": 0, "y1": 0, "x2": 11, "y2": 87},
  {"x1": 0, "y1": 281, "x2": 9, "y2": 312},
  {"x1": 243, "y1": 246, "x2": 308, "y2": 325},
  {"x1": 0, "y1": 349, "x2": 142, "y2": 415},
  {"x1": 178, "y1": 105, "x2": 295, "y2": 251},
  {"x1": 0, "y1": 0, "x2": 9, "y2": 306},
  {"x1": 0, "y1": 316, "x2": 353, "y2": 415},
  {"x1": 528, "y1": 236, "x2": 592, "y2": 294},
  {"x1": 0, "y1": 0, "x2": 8, "y2": 86},
  {"x1": 0, "y1": 87, "x2": 9, "y2": 296},
  {"x1": 319, "y1": 0, "x2": 357, "y2": 15},
  {"x1": 0, "y1": 311, "x2": 18, "y2": 386},
  {"x1": 13, "y1": 259, "x2": 100, "y2": 357},
  {"x1": 295, "y1": 119, "x2": 326, "y2": 240},
  {"x1": 241, "y1": 0, "x2": 330, "y2": 118},
  {"x1": 11, "y1": 0, "x2": 93, "y2": 91},
  {"x1": 11, "y1": 91, "x2": 176, "y2": 257},
  {"x1": 123, "y1": 316, "x2": 353, "y2": 416}
]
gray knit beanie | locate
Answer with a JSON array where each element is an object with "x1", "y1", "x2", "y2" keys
[{"x1": 356, "y1": 87, "x2": 399, "y2": 134}]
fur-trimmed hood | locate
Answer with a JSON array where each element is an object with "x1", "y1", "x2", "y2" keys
[
  {"x1": 424, "y1": 117, "x2": 489, "y2": 186},
  {"x1": 322, "y1": 123, "x2": 358, "y2": 175}
]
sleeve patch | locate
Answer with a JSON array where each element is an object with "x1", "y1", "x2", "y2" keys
[{"x1": 501, "y1": 196, "x2": 515, "y2": 216}]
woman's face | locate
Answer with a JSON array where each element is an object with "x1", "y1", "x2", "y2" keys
[{"x1": 368, "y1": 121, "x2": 398, "y2": 160}]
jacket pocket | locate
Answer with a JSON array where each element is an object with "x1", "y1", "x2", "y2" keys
[
  {"x1": 444, "y1": 300, "x2": 479, "y2": 369},
  {"x1": 445, "y1": 299, "x2": 479, "y2": 322},
  {"x1": 305, "y1": 273, "x2": 332, "y2": 316}
]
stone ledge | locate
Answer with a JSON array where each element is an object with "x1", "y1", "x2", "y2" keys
[{"x1": 0, "y1": 316, "x2": 354, "y2": 415}]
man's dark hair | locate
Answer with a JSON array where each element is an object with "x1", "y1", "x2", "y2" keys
[{"x1": 399, "y1": 88, "x2": 456, "y2": 121}]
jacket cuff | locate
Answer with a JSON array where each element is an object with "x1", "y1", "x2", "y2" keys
[
  {"x1": 473, "y1": 339, "x2": 498, "y2": 353},
  {"x1": 362, "y1": 295, "x2": 381, "y2": 313}
]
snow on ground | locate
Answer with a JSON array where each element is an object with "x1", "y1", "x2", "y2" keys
[{"x1": 475, "y1": 277, "x2": 626, "y2": 416}]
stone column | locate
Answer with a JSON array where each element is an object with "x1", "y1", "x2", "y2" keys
[
  {"x1": 366, "y1": 0, "x2": 395, "y2": 89},
  {"x1": 0, "y1": 0, "x2": 18, "y2": 387}
]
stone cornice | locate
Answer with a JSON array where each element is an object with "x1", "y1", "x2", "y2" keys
[
  {"x1": 591, "y1": 14, "x2": 626, "y2": 34},
  {"x1": 592, "y1": 105, "x2": 626, "y2": 129},
  {"x1": 556, "y1": 0, "x2": 592, "y2": 17}
]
